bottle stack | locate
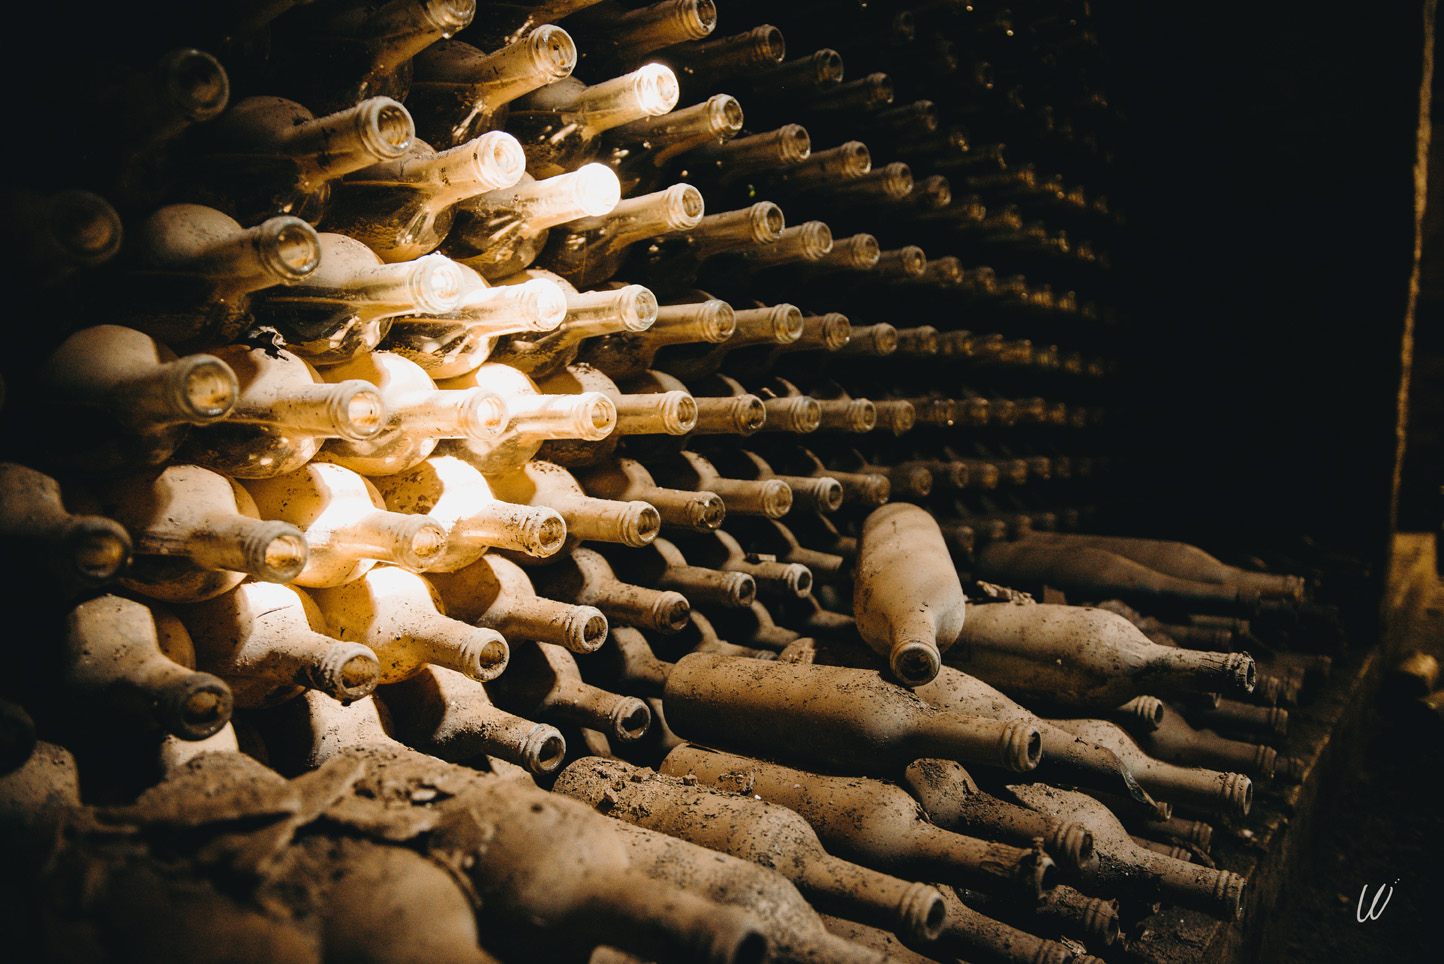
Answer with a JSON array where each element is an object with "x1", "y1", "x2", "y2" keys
[{"x1": 0, "y1": 2, "x2": 1335, "y2": 963}]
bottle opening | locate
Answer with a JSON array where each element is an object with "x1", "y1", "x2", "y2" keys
[
  {"x1": 635, "y1": 63, "x2": 682, "y2": 116},
  {"x1": 260, "y1": 217, "x2": 323, "y2": 280},
  {"x1": 671, "y1": 184, "x2": 707, "y2": 226},
  {"x1": 779, "y1": 124, "x2": 811, "y2": 163},
  {"x1": 848, "y1": 400, "x2": 877, "y2": 433},
  {"x1": 421, "y1": 0, "x2": 478, "y2": 33},
  {"x1": 820, "y1": 312, "x2": 850, "y2": 349},
  {"x1": 462, "y1": 634, "x2": 509, "y2": 679},
  {"x1": 655, "y1": 593, "x2": 692, "y2": 633},
  {"x1": 50, "y1": 191, "x2": 123, "y2": 263},
  {"x1": 178, "y1": 357, "x2": 240, "y2": 421},
  {"x1": 337, "y1": 102, "x2": 408, "y2": 165},
  {"x1": 728, "y1": 573, "x2": 757, "y2": 607},
  {"x1": 404, "y1": 520, "x2": 448, "y2": 569},
  {"x1": 814, "y1": 49, "x2": 845, "y2": 84},
  {"x1": 528, "y1": 512, "x2": 568, "y2": 557},
  {"x1": 532, "y1": 732, "x2": 567, "y2": 774},
  {"x1": 786, "y1": 565, "x2": 811, "y2": 596},
  {"x1": 753, "y1": 203, "x2": 786, "y2": 242},
  {"x1": 613, "y1": 700, "x2": 653, "y2": 741},
  {"x1": 175, "y1": 681, "x2": 231, "y2": 739},
  {"x1": 851, "y1": 234, "x2": 882, "y2": 269},
  {"x1": 712, "y1": 95, "x2": 746, "y2": 134},
  {"x1": 333, "y1": 383, "x2": 386, "y2": 440},
  {"x1": 756, "y1": 25, "x2": 786, "y2": 62},
  {"x1": 335, "y1": 652, "x2": 380, "y2": 698},
  {"x1": 931, "y1": 256, "x2": 964, "y2": 285},
  {"x1": 162, "y1": 49, "x2": 229, "y2": 121},
  {"x1": 477, "y1": 131, "x2": 527, "y2": 185},
  {"x1": 625, "y1": 502, "x2": 663, "y2": 546},
  {"x1": 571, "y1": 163, "x2": 624, "y2": 218},
  {"x1": 816, "y1": 478, "x2": 845, "y2": 513},
  {"x1": 620, "y1": 285, "x2": 660, "y2": 331},
  {"x1": 761, "y1": 480, "x2": 793, "y2": 518},
  {"x1": 841, "y1": 141, "x2": 872, "y2": 176},
  {"x1": 71, "y1": 527, "x2": 130, "y2": 582},
  {"x1": 885, "y1": 163, "x2": 915, "y2": 198},
  {"x1": 867, "y1": 72, "x2": 896, "y2": 106},
  {"x1": 891, "y1": 640, "x2": 940, "y2": 686},
  {"x1": 411, "y1": 255, "x2": 466, "y2": 314},
  {"x1": 529, "y1": 24, "x2": 578, "y2": 78},
  {"x1": 572, "y1": 610, "x2": 609, "y2": 652},
  {"x1": 521, "y1": 278, "x2": 569, "y2": 331},
  {"x1": 685, "y1": 0, "x2": 719, "y2": 38},
  {"x1": 773, "y1": 305, "x2": 805, "y2": 342},
  {"x1": 260, "y1": 531, "x2": 309, "y2": 582},
  {"x1": 898, "y1": 246, "x2": 927, "y2": 276},
  {"x1": 689, "y1": 494, "x2": 726, "y2": 530},
  {"x1": 801, "y1": 222, "x2": 834, "y2": 261},
  {"x1": 667, "y1": 393, "x2": 699, "y2": 434}
]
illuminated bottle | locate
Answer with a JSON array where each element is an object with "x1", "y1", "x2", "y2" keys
[
  {"x1": 484, "y1": 272, "x2": 657, "y2": 377},
  {"x1": 534, "y1": 363, "x2": 697, "y2": 466},
  {"x1": 32, "y1": 325, "x2": 237, "y2": 472},
  {"x1": 176, "y1": 581, "x2": 379, "y2": 707},
  {"x1": 602, "y1": 94, "x2": 745, "y2": 194},
  {"x1": 567, "y1": 0, "x2": 717, "y2": 72},
  {"x1": 536, "y1": 182, "x2": 704, "y2": 288},
  {"x1": 324, "y1": 131, "x2": 527, "y2": 262},
  {"x1": 249, "y1": 233, "x2": 465, "y2": 367},
  {"x1": 61, "y1": 595, "x2": 232, "y2": 741},
  {"x1": 408, "y1": 25, "x2": 579, "y2": 147},
  {"x1": 643, "y1": 450, "x2": 793, "y2": 519},
  {"x1": 0, "y1": 462, "x2": 131, "y2": 596},
  {"x1": 188, "y1": 95, "x2": 415, "y2": 223},
  {"x1": 309, "y1": 565, "x2": 509, "y2": 683},
  {"x1": 485, "y1": 459, "x2": 661, "y2": 548},
  {"x1": 444, "y1": 163, "x2": 622, "y2": 278},
  {"x1": 506, "y1": 62, "x2": 681, "y2": 177},
  {"x1": 436, "y1": 361, "x2": 617, "y2": 473},
  {"x1": 176, "y1": 344, "x2": 385, "y2": 479},
  {"x1": 428, "y1": 551, "x2": 608, "y2": 653},
  {"x1": 242, "y1": 461, "x2": 448, "y2": 587},
  {"x1": 95, "y1": 464, "x2": 307, "y2": 603},
  {"x1": 579, "y1": 300, "x2": 736, "y2": 379},
  {"x1": 652, "y1": 302, "x2": 804, "y2": 381},
  {"x1": 315, "y1": 351, "x2": 507, "y2": 476}
]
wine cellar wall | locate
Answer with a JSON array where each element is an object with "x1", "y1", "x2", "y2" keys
[{"x1": 0, "y1": 2, "x2": 1432, "y2": 964}]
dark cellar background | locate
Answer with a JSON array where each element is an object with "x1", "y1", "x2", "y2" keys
[{"x1": 2, "y1": 1, "x2": 1439, "y2": 961}]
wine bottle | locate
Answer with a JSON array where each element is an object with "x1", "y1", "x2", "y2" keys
[
  {"x1": 458, "y1": 0, "x2": 605, "y2": 49},
  {"x1": 485, "y1": 459, "x2": 662, "y2": 548},
  {"x1": 530, "y1": 547, "x2": 691, "y2": 634},
  {"x1": 486, "y1": 639, "x2": 651, "y2": 743},
  {"x1": 536, "y1": 182, "x2": 704, "y2": 287},
  {"x1": 797, "y1": 233, "x2": 882, "y2": 276},
  {"x1": 660, "y1": 746, "x2": 1056, "y2": 900},
  {"x1": 506, "y1": 62, "x2": 681, "y2": 177},
  {"x1": 631, "y1": 201, "x2": 787, "y2": 292},
  {"x1": 379, "y1": 664, "x2": 567, "y2": 774},
  {"x1": 110, "y1": 203, "x2": 321, "y2": 347},
  {"x1": 483, "y1": 273, "x2": 657, "y2": 377},
  {"x1": 309, "y1": 565, "x2": 509, "y2": 683},
  {"x1": 688, "y1": 124, "x2": 811, "y2": 187},
  {"x1": 853, "y1": 503, "x2": 965, "y2": 686},
  {"x1": 834, "y1": 322, "x2": 898, "y2": 357},
  {"x1": 175, "y1": 581, "x2": 380, "y2": 707},
  {"x1": 313, "y1": 351, "x2": 505, "y2": 476},
  {"x1": 60, "y1": 595, "x2": 232, "y2": 741},
  {"x1": 443, "y1": 163, "x2": 622, "y2": 278},
  {"x1": 662, "y1": 653, "x2": 1041, "y2": 773},
  {"x1": 95, "y1": 464, "x2": 307, "y2": 603},
  {"x1": 642, "y1": 450, "x2": 793, "y2": 519},
  {"x1": 728, "y1": 221, "x2": 835, "y2": 277},
  {"x1": 601, "y1": 93, "x2": 745, "y2": 194},
  {"x1": 5, "y1": 190, "x2": 123, "y2": 288},
  {"x1": 653, "y1": 25, "x2": 786, "y2": 91},
  {"x1": 175, "y1": 343, "x2": 385, "y2": 479},
  {"x1": 625, "y1": 371, "x2": 768, "y2": 436},
  {"x1": 323, "y1": 131, "x2": 528, "y2": 262},
  {"x1": 248, "y1": 233, "x2": 465, "y2": 367},
  {"x1": 241, "y1": 461, "x2": 448, "y2": 587},
  {"x1": 31, "y1": 325, "x2": 238, "y2": 473},
  {"x1": 0, "y1": 462, "x2": 132, "y2": 596},
  {"x1": 567, "y1": 0, "x2": 717, "y2": 73},
  {"x1": 579, "y1": 301, "x2": 736, "y2": 379},
  {"x1": 704, "y1": 446, "x2": 844, "y2": 514},
  {"x1": 370, "y1": 454, "x2": 567, "y2": 569},
  {"x1": 186, "y1": 95, "x2": 415, "y2": 224},
  {"x1": 601, "y1": 537, "x2": 756, "y2": 608},
  {"x1": 427, "y1": 551, "x2": 608, "y2": 653},
  {"x1": 383, "y1": 269, "x2": 569, "y2": 379},
  {"x1": 668, "y1": 528, "x2": 813, "y2": 599},
  {"x1": 1004, "y1": 782, "x2": 1246, "y2": 919},
  {"x1": 972, "y1": 538, "x2": 1264, "y2": 616},
  {"x1": 408, "y1": 25, "x2": 579, "y2": 148},
  {"x1": 534, "y1": 363, "x2": 697, "y2": 466},
  {"x1": 573, "y1": 456, "x2": 724, "y2": 531},
  {"x1": 436, "y1": 361, "x2": 617, "y2": 473},
  {"x1": 1122, "y1": 702, "x2": 1277, "y2": 778},
  {"x1": 554, "y1": 755, "x2": 948, "y2": 945},
  {"x1": 652, "y1": 302, "x2": 804, "y2": 381},
  {"x1": 944, "y1": 602, "x2": 1256, "y2": 709},
  {"x1": 722, "y1": 517, "x2": 848, "y2": 585}
]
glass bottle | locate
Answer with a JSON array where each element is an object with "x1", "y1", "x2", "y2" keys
[
  {"x1": 574, "y1": 456, "x2": 725, "y2": 532},
  {"x1": 579, "y1": 300, "x2": 736, "y2": 379},
  {"x1": 530, "y1": 547, "x2": 691, "y2": 634},
  {"x1": 427, "y1": 551, "x2": 607, "y2": 653},
  {"x1": 484, "y1": 271, "x2": 657, "y2": 377},
  {"x1": 484, "y1": 458, "x2": 661, "y2": 548},
  {"x1": 600, "y1": 93, "x2": 744, "y2": 194},
  {"x1": 0, "y1": 462, "x2": 131, "y2": 596},
  {"x1": 487, "y1": 639, "x2": 652, "y2": 743},
  {"x1": 535, "y1": 182, "x2": 704, "y2": 287}
]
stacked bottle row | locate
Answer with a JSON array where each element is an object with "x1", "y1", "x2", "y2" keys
[{"x1": 0, "y1": 2, "x2": 1326, "y2": 963}]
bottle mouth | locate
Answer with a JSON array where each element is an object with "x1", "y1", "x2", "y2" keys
[
  {"x1": 890, "y1": 639, "x2": 941, "y2": 687},
  {"x1": 616, "y1": 285, "x2": 660, "y2": 331},
  {"x1": 699, "y1": 300, "x2": 737, "y2": 341},
  {"x1": 868, "y1": 324, "x2": 900, "y2": 355},
  {"x1": 1224, "y1": 772, "x2": 1254, "y2": 818},
  {"x1": 660, "y1": 391, "x2": 699, "y2": 434},
  {"x1": 329, "y1": 380, "x2": 388, "y2": 441},
  {"x1": 460, "y1": 391, "x2": 510, "y2": 439},
  {"x1": 901, "y1": 884, "x2": 947, "y2": 944},
  {"x1": 652, "y1": 592, "x2": 693, "y2": 633},
  {"x1": 781, "y1": 564, "x2": 811, "y2": 596},
  {"x1": 64, "y1": 519, "x2": 132, "y2": 585},
  {"x1": 521, "y1": 725, "x2": 568, "y2": 775},
  {"x1": 771, "y1": 304, "x2": 804, "y2": 342},
  {"x1": 876, "y1": 400, "x2": 916, "y2": 434},
  {"x1": 419, "y1": 0, "x2": 477, "y2": 33},
  {"x1": 468, "y1": 131, "x2": 527, "y2": 190},
  {"x1": 565, "y1": 607, "x2": 610, "y2": 653},
  {"x1": 809, "y1": 478, "x2": 845, "y2": 513},
  {"x1": 777, "y1": 124, "x2": 811, "y2": 163},
  {"x1": 518, "y1": 278, "x2": 568, "y2": 331},
  {"x1": 256, "y1": 216, "x2": 322, "y2": 282},
  {"x1": 356, "y1": 97, "x2": 416, "y2": 159},
  {"x1": 929, "y1": 256, "x2": 964, "y2": 285},
  {"x1": 753, "y1": 24, "x2": 786, "y2": 62},
  {"x1": 880, "y1": 163, "x2": 914, "y2": 198},
  {"x1": 709, "y1": 94, "x2": 746, "y2": 136},
  {"x1": 1004, "y1": 721, "x2": 1044, "y2": 772},
  {"x1": 917, "y1": 176, "x2": 953, "y2": 210},
  {"x1": 159, "y1": 49, "x2": 229, "y2": 122},
  {"x1": 162, "y1": 672, "x2": 234, "y2": 741},
  {"x1": 899, "y1": 467, "x2": 932, "y2": 497},
  {"x1": 568, "y1": 163, "x2": 624, "y2": 218},
  {"x1": 49, "y1": 191, "x2": 123, "y2": 264},
  {"x1": 765, "y1": 396, "x2": 820, "y2": 434},
  {"x1": 633, "y1": 63, "x2": 682, "y2": 116},
  {"x1": 1054, "y1": 823, "x2": 1097, "y2": 874},
  {"x1": 847, "y1": 234, "x2": 882, "y2": 269},
  {"x1": 676, "y1": 0, "x2": 717, "y2": 39},
  {"x1": 620, "y1": 501, "x2": 662, "y2": 547},
  {"x1": 572, "y1": 393, "x2": 618, "y2": 441},
  {"x1": 839, "y1": 141, "x2": 872, "y2": 178},
  {"x1": 759, "y1": 479, "x2": 793, "y2": 518},
  {"x1": 1230, "y1": 654, "x2": 1258, "y2": 693},
  {"x1": 799, "y1": 222, "x2": 834, "y2": 262},
  {"x1": 521, "y1": 508, "x2": 568, "y2": 557},
  {"x1": 314, "y1": 645, "x2": 381, "y2": 701},
  {"x1": 249, "y1": 525, "x2": 309, "y2": 583},
  {"x1": 173, "y1": 355, "x2": 239, "y2": 422},
  {"x1": 856, "y1": 475, "x2": 891, "y2": 506},
  {"x1": 750, "y1": 202, "x2": 786, "y2": 243},
  {"x1": 395, "y1": 516, "x2": 449, "y2": 571},
  {"x1": 458, "y1": 630, "x2": 510, "y2": 682},
  {"x1": 845, "y1": 399, "x2": 876, "y2": 433},
  {"x1": 724, "y1": 572, "x2": 757, "y2": 608},
  {"x1": 527, "y1": 24, "x2": 578, "y2": 81},
  {"x1": 664, "y1": 183, "x2": 706, "y2": 230},
  {"x1": 408, "y1": 255, "x2": 466, "y2": 314},
  {"x1": 610, "y1": 698, "x2": 654, "y2": 743},
  {"x1": 727, "y1": 396, "x2": 767, "y2": 434},
  {"x1": 688, "y1": 493, "x2": 727, "y2": 530},
  {"x1": 892, "y1": 246, "x2": 928, "y2": 277},
  {"x1": 908, "y1": 100, "x2": 940, "y2": 132}
]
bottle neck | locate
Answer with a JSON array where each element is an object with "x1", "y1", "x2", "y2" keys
[
  {"x1": 273, "y1": 97, "x2": 417, "y2": 184},
  {"x1": 468, "y1": 162, "x2": 623, "y2": 236},
  {"x1": 612, "y1": 391, "x2": 698, "y2": 435},
  {"x1": 152, "y1": 514, "x2": 308, "y2": 584},
  {"x1": 524, "y1": 62, "x2": 680, "y2": 137},
  {"x1": 224, "y1": 621, "x2": 380, "y2": 702},
  {"x1": 807, "y1": 234, "x2": 881, "y2": 273},
  {"x1": 553, "y1": 492, "x2": 663, "y2": 547},
  {"x1": 741, "y1": 222, "x2": 834, "y2": 268},
  {"x1": 690, "y1": 396, "x2": 767, "y2": 436},
  {"x1": 323, "y1": 510, "x2": 449, "y2": 571},
  {"x1": 563, "y1": 182, "x2": 705, "y2": 248},
  {"x1": 417, "y1": 26, "x2": 577, "y2": 112},
  {"x1": 609, "y1": 93, "x2": 744, "y2": 169},
  {"x1": 142, "y1": 210, "x2": 321, "y2": 297},
  {"x1": 453, "y1": 277, "x2": 568, "y2": 333},
  {"x1": 294, "y1": 250, "x2": 465, "y2": 315},
  {"x1": 667, "y1": 25, "x2": 786, "y2": 78},
  {"x1": 682, "y1": 203, "x2": 786, "y2": 259},
  {"x1": 114, "y1": 353, "x2": 239, "y2": 430},
  {"x1": 757, "y1": 396, "x2": 821, "y2": 434},
  {"x1": 601, "y1": 0, "x2": 717, "y2": 62},
  {"x1": 228, "y1": 378, "x2": 387, "y2": 442},
  {"x1": 350, "y1": 131, "x2": 526, "y2": 208},
  {"x1": 350, "y1": 0, "x2": 478, "y2": 76},
  {"x1": 778, "y1": 142, "x2": 871, "y2": 189},
  {"x1": 452, "y1": 501, "x2": 567, "y2": 557},
  {"x1": 635, "y1": 300, "x2": 737, "y2": 348},
  {"x1": 389, "y1": 388, "x2": 508, "y2": 440}
]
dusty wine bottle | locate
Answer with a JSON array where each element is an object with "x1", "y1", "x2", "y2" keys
[
  {"x1": 579, "y1": 301, "x2": 737, "y2": 379},
  {"x1": 574, "y1": 456, "x2": 725, "y2": 531},
  {"x1": 536, "y1": 182, "x2": 704, "y2": 287},
  {"x1": 427, "y1": 551, "x2": 608, "y2": 653},
  {"x1": 0, "y1": 462, "x2": 132, "y2": 595},
  {"x1": 601, "y1": 93, "x2": 745, "y2": 194},
  {"x1": 642, "y1": 450, "x2": 793, "y2": 519},
  {"x1": 531, "y1": 547, "x2": 691, "y2": 634},
  {"x1": 487, "y1": 639, "x2": 652, "y2": 742},
  {"x1": 483, "y1": 273, "x2": 658, "y2": 377},
  {"x1": 484, "y1": 459, "x2": 662, "y2": 548},
  {"x1": 688, "y1": 124, "x2": 812, "y2": 186}
]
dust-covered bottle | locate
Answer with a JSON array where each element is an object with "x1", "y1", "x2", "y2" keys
[
  {"x1": 0, "y1": 463, "x2": 132, "y2": 597},
  {"x1": 427, "y1": 551, "x2": 608, "y2": 653},
  {"x1": 484, "y1": 458, "x2": 662, "y2": 548}
]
